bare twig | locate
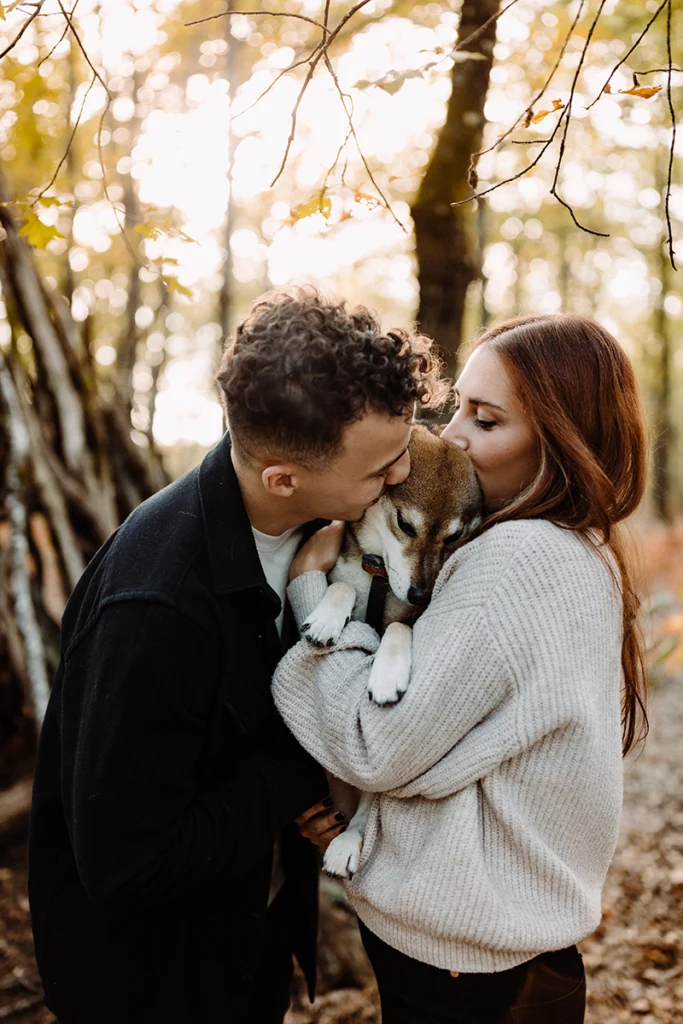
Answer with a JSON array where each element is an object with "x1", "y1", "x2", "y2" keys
[
  {"x1": 270, "y1": 0, "x2": 374, "y2": 187},
  {"x1": 323, "y1": 53, "x2": 406, "y2": 230},
  {"x1": 550, "y1": 0, "x2": 610, "y2": 237},
  {"x1": 32, "y1": 72, "x2": 95, "y2": 204},
  {"x1": 586, "y1": 0, "x2": 668, "y2": 109},
  {"x1": 230, "y1": 46, "x2": 323, "y2": 122},
  {"x1": 663, "y1": 0, "x2": 677, "y2": 270},
  {"x1": 186, "y1": 9, "x2": 329, "y2": 34},
  {"x1": 37, "y1": 0, "x2": 79, "y2": 68},
  {"x1": 634, "y1": 66, "x2": 683, "y2": 74},
  {"x1": 0, "y1": 0, "x2": 44, "y2": 61},
  {"x1": 471, "y1": 0, "x2": 586, "y2": 162}
]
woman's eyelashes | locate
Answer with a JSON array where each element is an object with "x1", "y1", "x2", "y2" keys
[{"x1": 453, "y1": 399, "x2": 496, "y2": 431}]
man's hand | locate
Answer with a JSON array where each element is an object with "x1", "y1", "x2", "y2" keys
[
  {"x1": 289, "y1": 521, "x2": 345, "y2": 581},
  {"x1": 295, "y1": 797, "x2": 347, "y2": 852}
]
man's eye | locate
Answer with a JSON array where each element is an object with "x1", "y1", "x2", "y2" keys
[{"x1": 397, "y1": 510, "x2": 417, "y2": 538}]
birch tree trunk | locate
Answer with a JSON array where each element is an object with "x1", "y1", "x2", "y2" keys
[{"x1": 0, "y1": 167, "x2": 168, "y2": 780}]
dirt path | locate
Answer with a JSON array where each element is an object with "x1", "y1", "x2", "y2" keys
[{"x1": 581, "y1": 665, "x2": 683, "y2": 1024}]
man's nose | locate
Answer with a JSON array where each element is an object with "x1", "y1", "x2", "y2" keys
[
  {"x1": 440, "y1": 419, "x2": 468, "y2": 450},
  {"x1": 386, "y1": 450, "x2": 411, "y2": 485}
]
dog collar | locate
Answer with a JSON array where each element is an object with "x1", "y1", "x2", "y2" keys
[{"x1": 362, "y1": 553, "x2": 388, "y2": 578}]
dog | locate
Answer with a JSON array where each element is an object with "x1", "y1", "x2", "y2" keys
[{"x1": 300, "y1": 425, "x2": 482, "y2": 878}]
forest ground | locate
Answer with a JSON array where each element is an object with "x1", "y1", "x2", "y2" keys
[{"x1": 1, "y1": 524, "x2": 682, "y2": 1023}]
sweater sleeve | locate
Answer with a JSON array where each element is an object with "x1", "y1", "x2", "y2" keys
[
  {"x1": 272, "y1": 527, "x2": 621, "y2": 795},
  {"x1": 272, "y1": 572, "x2": 514, "y2": 792}
]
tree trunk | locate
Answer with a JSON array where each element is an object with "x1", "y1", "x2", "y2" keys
[
  {"x1": 411, "y1": 0, "x2": 501, "y2": 377},
  {"x1": 0, "y1": 167, "x2": 168, "y2": 772}
]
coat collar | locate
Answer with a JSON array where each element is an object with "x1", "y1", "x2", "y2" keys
[{"x1": 198, "y1": 431, "x2": 328, "y2": 598}]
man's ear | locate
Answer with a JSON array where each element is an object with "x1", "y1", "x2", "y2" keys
[{"x1": 261, "y1": 464, "x2": 298, "y2": 498}]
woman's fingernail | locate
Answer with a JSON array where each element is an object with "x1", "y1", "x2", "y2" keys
[
  {"x1": 335, "y1": 812, "x2": 346, "y2": 822},
  {"x1": 323, "y1": 797, "x2": 333, "y2": 808}
]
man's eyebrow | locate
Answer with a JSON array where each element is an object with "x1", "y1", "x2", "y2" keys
[
  {"x1": 367, "y1": 444, "x2": 409, "y2": 478},
  {"x1": 454, "y1": 387, "x2": 506, "y2": 413}
]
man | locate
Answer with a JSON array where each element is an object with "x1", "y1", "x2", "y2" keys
[{"x1": 28, "y1": 287, "x2": 444, "y2": 1024}]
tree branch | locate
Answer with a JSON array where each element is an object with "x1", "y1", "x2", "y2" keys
[
  {"x1": 586, "y1": 0, "x2": 668, "y2": 109},
  {"x1": 0, "y1": 0, "x2": 43, "y2": 61}
]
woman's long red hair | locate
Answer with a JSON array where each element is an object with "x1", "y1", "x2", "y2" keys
[{"x1": 469, "y1": 314, "x2": 648, "y2": 756}]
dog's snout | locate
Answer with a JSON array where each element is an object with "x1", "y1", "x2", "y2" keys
[{"x1": 407, "y1": 585, "x2": 431, "y2": 607}]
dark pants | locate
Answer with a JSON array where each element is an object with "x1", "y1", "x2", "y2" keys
[
  {"x1": 359, "y1": 922, "x2": 585, "y2": 1024},
  {"x1": 245, "y1": 885, "x2": 295, "y2": 1024}
]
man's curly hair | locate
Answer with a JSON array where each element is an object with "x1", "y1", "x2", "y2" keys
[{"x1": 216, "y1": 287, "x2": 448, "y2": 466}]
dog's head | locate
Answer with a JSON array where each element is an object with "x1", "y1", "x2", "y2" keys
[{"x1": 355, "y1": 425, "x2": 482, "y2": 607}]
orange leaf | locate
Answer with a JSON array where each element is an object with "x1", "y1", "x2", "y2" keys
[
  {"x1": 618, "y1": 85, "x2": 662, "y2": 99},
  {"x1": 530, "y1": 99, "x2": 564, "y2": 125},
  {"x1": 603, "y1": 83, "x2": 612, "y2": 94}
]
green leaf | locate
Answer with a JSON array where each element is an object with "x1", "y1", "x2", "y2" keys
[{"x1": 19, "y1": 211, "x2": 63, "y2": 249}]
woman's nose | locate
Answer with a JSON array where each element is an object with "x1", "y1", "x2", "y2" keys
[{"x1": 440, "y1": 419, "x2": 468, "y2": 451}]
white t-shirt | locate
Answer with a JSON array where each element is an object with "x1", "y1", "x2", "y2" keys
[
  {"x1": 252, "y1": 525, "x2": 304, "y2": 636},
  {"x1": 252, "y1": 524, "x2": 305, "y2": 905}
]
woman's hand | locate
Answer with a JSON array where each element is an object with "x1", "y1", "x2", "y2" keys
[
  {"x1": 295, "y1": 797, "x2": 347, "y2": 852},
  {"x1": 290, "y1": 521, "x2": 345, "y2": 581}
]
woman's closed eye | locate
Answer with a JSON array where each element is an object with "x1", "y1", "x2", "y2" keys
[{"x1": 474, "y1": 417, "x2": 496, "y2": 430}]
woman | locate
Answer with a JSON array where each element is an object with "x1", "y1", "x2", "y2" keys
[{"x1": 272, "y1": 313, "x2": 648, "y2": 1024}]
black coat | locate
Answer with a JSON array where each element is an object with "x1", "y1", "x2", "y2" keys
[{"x1": 28, "y1": 433, "x2": 329, "y2": 1024}]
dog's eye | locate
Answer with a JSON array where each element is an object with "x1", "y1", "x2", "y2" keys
[
  {"x1": 396, "y1": 509, "x2": 417, "y2": 538},
  {"x1": 444, "y1": 530, "x2": 462, "y2": 546}
]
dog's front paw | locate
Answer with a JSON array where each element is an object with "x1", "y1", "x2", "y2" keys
[
  {"x1": 367, "y1": 661, "x2": 409, "y2": 706},
  {"x1": 301, "y1": 582, "x2": 355, "y2": 648},
  {"x1": 367, "y1": 622, "x2": 412, "y2": 706},
  {"x1": 323, "y1": 829, "x2": 363, "y2": 880}
]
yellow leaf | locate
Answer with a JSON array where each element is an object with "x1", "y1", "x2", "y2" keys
[
  {"x1": 6, "y1": 1, "x2": 24, "y2": 11},
  {"x1": 530, "y1": 99, "x2": 564, "y2": 124},
  {"x1": 0, "y1": 7, "x2": 5, "y2": 21},
  {"x1": 618, "y1": 85, "x2": 662, "y2": 99},
  {"x1": 36, "y1": 195, "x2": 71, "y2": 209},
  {"x1": 162, "y1": 275, "x2": 193, "y2": 300},
  {"x1": 289, "y1": 194, "x2": 332, "y2": 224},
  {"x1": 19, "y1": 211, "x2": 63, "y2": 249}
]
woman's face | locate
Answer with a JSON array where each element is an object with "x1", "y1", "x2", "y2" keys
[{"x1": 441, "y1": 346, "x2": 540, "y2": 512}]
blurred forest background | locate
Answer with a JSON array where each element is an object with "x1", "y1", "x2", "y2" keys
[{"x1": 0, "y1": 0, "x2": 682, "y2": 1021}]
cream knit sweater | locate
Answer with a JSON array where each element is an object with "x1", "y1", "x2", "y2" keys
[{"x1": 272, "y1": 520, "x2": 625, "y2": 973}]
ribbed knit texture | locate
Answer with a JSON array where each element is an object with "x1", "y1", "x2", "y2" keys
[{"x1": 272, "y1": 520, "x2": 625, "y2": 973}]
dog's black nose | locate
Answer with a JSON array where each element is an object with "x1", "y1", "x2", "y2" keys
[{"x1": 407, "y1": 586, "x2": 430, "y2": 606}]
